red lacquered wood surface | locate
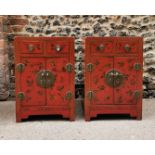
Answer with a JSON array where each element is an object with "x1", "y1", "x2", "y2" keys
[
  {"x1": 15, "y1": 37, "x2": 75, "y2": 122},
  {"x1": 84, "y1": 37, "x2": 143, "y2": 121}
]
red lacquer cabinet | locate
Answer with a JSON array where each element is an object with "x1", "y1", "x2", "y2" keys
[
  {"x1": 15, "y1": 37, "x2": 75, "y2": 122},
  {"x1": 85, "y1": 37, "x2": 143, "y2": 121}
]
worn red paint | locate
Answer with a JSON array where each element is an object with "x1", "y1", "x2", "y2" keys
[
  {"x1": 84, "y1": 37, "x2": 143, "y2": 121},
  {"x1": 15, "y1": 37, "x2": 75, "y2": 122}
]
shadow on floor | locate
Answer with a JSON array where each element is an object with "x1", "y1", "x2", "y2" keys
[
  {"x1": 91, "y1": 114, "x2": 135, "y2": 121},
  {"x1": 22, "y1": 115, "x2": 69, "y2": 122}
]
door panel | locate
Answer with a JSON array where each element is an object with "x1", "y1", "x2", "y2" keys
[
  {"x1": 20, "y1": 58, "x2": 46, "y2": 106},
  {"x1": 114, "y1": 57, "x2": 139, "y2": 104},
  {"x1": 46, "y1": 58, "x2": 70, "y2": 106},
  {"x1": 90, "y1": 57, "x2": 114, "y2": 105}
]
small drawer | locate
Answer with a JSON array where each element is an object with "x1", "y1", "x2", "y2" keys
[
  {"x1": 46, "y1": 41, "x2": 69, "y2": 55},
  {"x1": 20, "y1": 41, "x2": 43, "y2": 54},
  {"x1": 116, "y1": 40, "x2": 138, "y2": 53},
  {"x1": 90, "y1": 40, "x2": 114, "y2": 54}
]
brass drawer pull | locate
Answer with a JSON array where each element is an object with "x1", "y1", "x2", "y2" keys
[
  {"x1": 124, "y1": 44, "x2": 131, "y2": 52},
  {"x1": 55, "y1": 45, "x2": 62, "y2": 52},
  {"x1": 97, "y1": 44, "x2": 104, "y2": 51},
  {"x1": 28, "y1": 44, "x2": 34, "y2": 52}
]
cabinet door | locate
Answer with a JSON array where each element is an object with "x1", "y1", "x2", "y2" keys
[
  {"x1": 89, "y1": 57, "x2": 114, "y2": 105},
  {"x1": 114, "y1": 57, "x2": 141, "y2": 104},
  {"x1": 17, "y1": 58, "x2": 46, "y2": 106},
  {"x1": 46, "y1": 58, "x2": 72, "y2": 106}
]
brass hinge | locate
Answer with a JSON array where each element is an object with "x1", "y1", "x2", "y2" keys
[
  {"x1": 134, "y1": 63, "x2": 141, "y2": 71},
  {"x1": 16, "y1": 63, "x2": 25, "y2": 72},
  {"x1": 66, "y1": 63, "x2": 73, "y2": 72},
  {"x1": 87, "y1": 91, "x2": 93, "y2": 100},
  {"x1": 65, "y1": 91, "x2": 73, "y2": 100},
  {"x1": 87, "y1": 63, "x2": 94, "y2": 72},
  {"x1": 134, "y1": 90, "x2": 141, "y2": 100},
  {"x1": 17, "y1": 92, "x2": 25, "y2": 101}
]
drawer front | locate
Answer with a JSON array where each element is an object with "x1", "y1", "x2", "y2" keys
[
  {"x1": 46, "y1": 41, "x2": 69, "y2": 55},
  {"x1": 91, "y1": 40, "x2": 114, "y2": 54},
  {"x1": 20, "y1": 41, "x2": 43, "y2": 54},
  {"x1": 116, "y1": 40, "x2": 138, "y2": 53}
]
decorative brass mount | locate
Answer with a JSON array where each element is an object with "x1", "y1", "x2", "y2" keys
[
  {"x1": 17, "y1": 92, "x2": 25, "y2": 101},
  {"x1": 87, "y1": 91, "x2": 93, "y2": 100},
  {"x1": 124, "y1": 44, "x2": 131, "y2": 52},
  {"x1": 134, "y1": 63, "x2": 141, "y2": 71},
  {"x1": 87, "y1": 63, "x2": 93, "y2": 72},
  {"x1": 65, "y1": 91, "x2": 73, "y2": 100},
  {"x1": 66, "y1": 63, "x2": 73, "y2": 72},
  {"x1": 97, "y1": 44, "x2": 104, "y2": 51},
  {"x1": 28, "y1": 44, "x2": 34, "y2": 52},
  {"x1": 36, "y1": 70, "x2": 56, "y2": 88},
  {"x1": 105, "y1": 69, "x2": 124, "y2": 88},
  {"x1": 16, "y1": 63, "x2": 25, "y2": 72}
]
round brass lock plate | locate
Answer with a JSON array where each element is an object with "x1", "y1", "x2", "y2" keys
[
  {"x1": 36, "y1": 70, "x2": 56, "y2": 88},
  {"x1": 104, "y1": 69, "x2": 124, "y2": 88}
]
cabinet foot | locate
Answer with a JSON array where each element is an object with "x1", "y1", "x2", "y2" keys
[
  {"x1": 136, "y1": 115, "x2": 142, "y2": 120},
  {"x1": 69, "y1": 116, "x2": 75, "y2": 121},
  {"x1": 85, "y1": 115, "x2": 90, "y2": 121},
  {"x1": 16, "y1": 117, "x2": 22, "y2": 122}
]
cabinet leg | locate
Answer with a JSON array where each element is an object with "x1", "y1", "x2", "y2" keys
[
  {"x1": 16, "y1": 116, "x2": 22, "y2": 122},
  {"x1": 85, "y1": 115, "x2": 90, "y2": 121},
  {"x1": 136, "y1": 114, "x2": 142, "y2": 120},
  {"x1": 69, "y1": 116, "x2": 75, "y2": 121}
]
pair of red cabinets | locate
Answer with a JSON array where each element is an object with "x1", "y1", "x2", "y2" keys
[{"x1": 15, "y1": 37, "x2": 143, "y2": 122}]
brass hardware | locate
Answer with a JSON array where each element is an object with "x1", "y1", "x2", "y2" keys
[
  {"x1": 134, "y1": 63, "x2": 141, "y2": 71},
  {"x1": 36, "y1": 70, "x2": 55, "y2": 88},
  {"x1": 97, "y1": 44, "x2": 104, "y2": 51},
  {"x1": 66, "y1": 63, "x2": 73, "y2": 72},
  {"x1": 105, "y1": 69, "x2": 124, "y2": 88},
  {"x1": 87, "y1": 91, "x2": 93, "y2": 100},
  {"x1": 65, "y1": 91, "x2": 73, "y2": 100},
  {"x1": 55, "y1": 45, "x2": 61, "y2": 52},
  {"x1": 124, "y1": 44, "x2": 131, "y2": 52},
  {"x1": 16, "y1": 63, "x2": 25, "y2": 72},
  {"x1": 134, "y1": 90, "x2": 141, "y2": 100},
  {"x1": 87, "y1": 63, "x2": 94, "y2": 72},
  {"x1": 28, "y1": 44, "x2": 34, "y2": 52},
  {"x1": 17, "y1": 92, "x2": 25, "y2": 101}
]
